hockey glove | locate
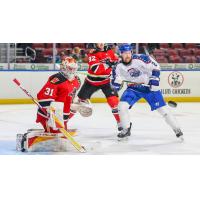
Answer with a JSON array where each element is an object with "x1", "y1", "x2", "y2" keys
[
  {"x1": 104, "y1": 59, "x2": 118, "y2": 68},
  {"x1": 148, "y1": 70, "x2": 160, "y2": 91},
  {"x1": 148, "y1": 76, "x2": 160, "y2": 91}
]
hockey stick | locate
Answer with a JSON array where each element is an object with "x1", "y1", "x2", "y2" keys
[
  {"x1": 122, "y1": 80, "x2": 150, "y2": 87},
  {"x1": 13, "y1": 78, "x2": 86, "y2": 153}
]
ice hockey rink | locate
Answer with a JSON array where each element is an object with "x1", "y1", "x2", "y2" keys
[{"x1": 0, "y1": 102, "x2": 199, "y2": 155}]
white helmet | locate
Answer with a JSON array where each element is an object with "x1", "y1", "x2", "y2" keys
[{"x1": 60, "y1": 57, "x2": 78, "y2": 80}]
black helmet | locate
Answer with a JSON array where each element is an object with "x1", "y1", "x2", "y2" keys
[
  {"x1": 86, "y1": 43, "x2": 110, "y2": 52},
  {"x1": 86, "y1": 43, "x2": 96, "y2": 49}
]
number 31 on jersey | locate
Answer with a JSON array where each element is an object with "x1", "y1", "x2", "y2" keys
[{"x1": 44, "y1": 88, "x2": 54, "y2": 96}]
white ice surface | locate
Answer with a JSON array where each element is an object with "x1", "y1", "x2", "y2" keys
[{"x1": 0, "y1": 103, "x2": 199, "y2": 155}]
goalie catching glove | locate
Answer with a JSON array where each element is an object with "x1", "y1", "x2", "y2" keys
[
  {"x1": 71, "y1": 99, "x2": 93, "y2": 117},
  {"x1": 47, "y1": 100, "x2": 93, "y2": 130}
]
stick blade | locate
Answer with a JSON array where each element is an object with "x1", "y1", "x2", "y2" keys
[{"x1": 80, "y1": 146, "x2": 87, "y2": 153}]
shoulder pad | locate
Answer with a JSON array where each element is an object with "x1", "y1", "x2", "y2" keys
[
  {"x1": 132, "y1": 54, "x2": 151, "y2": 64},
  {"x1": 49, "y1": 72, "x2": 67, "y2": 84}
]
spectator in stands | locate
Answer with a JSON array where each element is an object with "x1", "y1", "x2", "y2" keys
[
  {"x1": 111, "y1": 43, "x2": 120, "y2": 57},
  {"x1": 70, "y1": 47, "x2": 84, "y2": 62},
  {"x1": 34, "y1": 50, "x2": 46, "y2": 63},
  {"x1": 46, "y1": 56, "x2": 53, "y2": 63},
  {"x1": 55, "y1": 50, "x2": 67, "y2": 64},
  {"x1": 59, "y1": 51, "x2": 67, "y2": 60},
  {"x1": 148, "y1": 43, "x2": 160, "y2": 50}
]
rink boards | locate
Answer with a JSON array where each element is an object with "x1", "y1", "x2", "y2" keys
[{"x1": 0, "y1": 70, "x2": 200, "y2": 104}]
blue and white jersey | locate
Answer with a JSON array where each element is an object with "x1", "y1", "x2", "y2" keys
[
  {"x1": 113, "y1": 54, "x2": 166, "y2": 111},
  {"x1": 112, "y1": 54, "x2": 160, "y2": 92},
  {"x1": 114, "y1": 54, "x2": 160, "y2": 84}
]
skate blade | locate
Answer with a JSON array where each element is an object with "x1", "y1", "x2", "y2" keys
[
  {"x1": 178, "y1": 136, "x2": 184, "y2": 142},
  {"x1": 117, "y1": 137, "x2": 129, "y2": 142}
]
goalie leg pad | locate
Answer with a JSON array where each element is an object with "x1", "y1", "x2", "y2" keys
[{"x1": 16, "y1": 130, "x2": 69, "y2": 152}]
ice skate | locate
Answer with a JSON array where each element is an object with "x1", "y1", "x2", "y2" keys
[
  {"x1": 117, "y1": 123, "x2": 132, "y2": 140},
  {"x1": 117, "y1": 122, "x2": 123, "y2": 131},
  {"x1": 174, "y1": 129, "x2": 184, "y2": 142}
]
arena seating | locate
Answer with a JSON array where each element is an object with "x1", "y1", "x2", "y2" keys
[
  {"x1": 28, "y1": 43, "x2": 200, "y2": 63},
  {"x1": 160, "y1": 43, "x2": 170, "y2": 49},
  {"x1": 171, "y1": 43, "x2": 183, "y2": 49},
  {"x1": 169, "y1": 55, "x2": 183, "y2": 63},
  {"x1": 42, "y1": 48, "x2": 53, "y2": 55},
  {"x1": 182, "y1": 56, "x2": 197, "y2": 63},
  {"x1": 179, "y1": 49, "x2": 192, "y2": 56},
  {"x1": 152, "y1": 43, "x2": 200, "y2": 63},
  {"x1": 32, "y1": 43, "x2": 45, "y2": 49},
  {"x1": 153, "y1": 49, "x2": 166, "y2": 56},
  {"x1": 72, "y1": 43, "x2": 86, "y2": 49},
  {"x1": 59, "y1": 43, "x2": 73, "y2": 48},
  {"x1": 196, "y1": 56, "x2": 200, "y2": 63},
  {"x1": 166, "y1": 49, "x2": 179, "y2": 56},
  {"x1": 185, "y1": 43, "x2": 196, "y2": 49},
  {"x1": 154, "y1": 55, "x2": 168, "y2": 63}
]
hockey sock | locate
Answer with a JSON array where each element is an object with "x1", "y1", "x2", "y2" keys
[
  {"x1": 107, "y1": 96, "x2": 120, "y2": 123},
  {"x1": 69, "y1": 109, "x2": 77, "y2": 120},
  {"x1": 157, "y1": 106, "x2": 180, "y2": 131},
  {"x1": 118, "y1": 101, "x2": 131, "y2": 129}
]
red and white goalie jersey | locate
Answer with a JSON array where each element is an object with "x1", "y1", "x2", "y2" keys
[{"x1": 36, "y1": 63, "x2": 81, "y2": 132}]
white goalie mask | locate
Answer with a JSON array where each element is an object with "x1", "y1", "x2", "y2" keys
[{"x1": 60, "y1": 57, "x2": 78, "y2": 80}]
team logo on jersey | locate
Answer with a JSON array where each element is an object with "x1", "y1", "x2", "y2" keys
[
  {"x1": 50, "y1": 77, "x2": 60, "y2": 84},
  {"x1": 128, "y1": 68, "x2": 141, "y2": 77},
  {"x1": 168, "y1": 71, "x2": 184, "y2": 88}
]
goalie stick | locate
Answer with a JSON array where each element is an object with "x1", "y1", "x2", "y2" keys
[{"x1": 13, "y1": 78, "x2": 86, "y2": 153}]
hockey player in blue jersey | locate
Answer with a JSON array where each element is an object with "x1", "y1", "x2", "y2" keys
[{"x1": 112, "y1": 44, "x2": 184, "y2": 141}]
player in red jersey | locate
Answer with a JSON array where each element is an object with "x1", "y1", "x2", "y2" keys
[
  {"x1": 77, "y1": 43, "x2": 122, "y2": 131},
  {"x1": 36, "y1": 57, "x2": 81, "y2": 133}
]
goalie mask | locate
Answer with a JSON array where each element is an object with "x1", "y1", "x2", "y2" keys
[{"x1": 60, "y1": 57, "x2": 78, "y2": 80}]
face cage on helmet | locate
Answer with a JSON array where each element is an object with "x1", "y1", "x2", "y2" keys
[{"x1": 60, "y1": 63, "x2": 78, "y2": 79}]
